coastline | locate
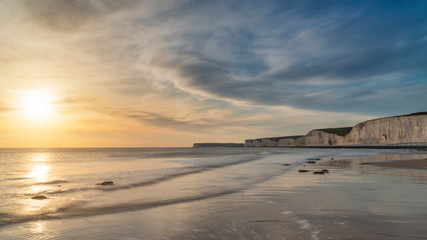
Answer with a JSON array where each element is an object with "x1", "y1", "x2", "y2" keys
[
  {"x1": 289, "y1": 145, "x2": 427, "y2": 149},
  {"x1": 249, "y1": 145, "x2": 427, "y2": 150},
  {"x1": 245, "y1": 113, "x2": 427, "y2": 148}
]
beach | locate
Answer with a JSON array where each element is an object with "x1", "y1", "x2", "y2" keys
[
  {"x1": 283, "y1": 152, "x2": 427, "y2": 239},
  {"x1": 0, "y1": 148, "x2": 426, "y2": 239},
  {"x1": 373, "y1": 159, "x2": 427, "y2": 169}
]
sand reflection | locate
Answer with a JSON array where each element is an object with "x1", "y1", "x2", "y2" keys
[
  {"x1": 28, "y1": 221, "x2": 60, "y2": 239},
  {"x1": 32, "y1": 221, "x2": 45, "y2": 233}
]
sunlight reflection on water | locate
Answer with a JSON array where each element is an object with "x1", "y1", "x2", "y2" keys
[
  {"x1": 31, "y1": 153, "x2": 50, "y2": 162},
  {"x1": 27, "y1": 164, "x2": 50, "y2": 182},
  {"x1": 26, "y1": 153, "x2": 51, "y2": 183}
]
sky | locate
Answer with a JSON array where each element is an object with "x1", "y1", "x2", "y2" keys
[{"x1": 0, "y1": 0, "x2": 426, "y2": 147}]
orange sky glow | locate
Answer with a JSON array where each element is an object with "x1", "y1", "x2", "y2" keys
[{"x1": 3, "y1": 0, "x2": 424, "y2": 147}]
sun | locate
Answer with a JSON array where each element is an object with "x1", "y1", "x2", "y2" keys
[{"x1": 20, "y1": 90, "x2": 56, "y2": 121}]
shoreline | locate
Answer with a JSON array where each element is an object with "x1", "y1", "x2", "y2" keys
[
  {"x1": 281, "y1": 145, "x2": 427, "y2": 150},
  {"x1": 245, "y1": 144, "x2": 427, "y2": 151}
]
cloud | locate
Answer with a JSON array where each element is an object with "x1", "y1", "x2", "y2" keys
[
  {"x1": 127, "y1": 111, "x2": 211, "y2": 132},
  {"x1": 6, "y1": 0, "x2": 143, "y2": 32},
  {"x1": 153, "y1": 0, "x2": 427, "y2": 115},
  {"x1": 267, "y1": 38, "x2": 427, "y2": 84},
  {"x1": 0, "y1": 103, "x2": 13, "y2": 113},
  {"x1": 175, "y1": 59, "x2": 427, "y2": 115},
  {"x1": 1, "y1": 0, "x2": 426, "y2": 127}
]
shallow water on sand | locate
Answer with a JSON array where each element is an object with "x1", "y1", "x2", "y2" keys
[{"x1": 0, "y1": 148, "x2": 426, "y2": 239}]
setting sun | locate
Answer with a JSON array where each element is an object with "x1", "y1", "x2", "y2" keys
[{"x1": 20, "y1": 90, "x2": 56, "y2": 121}]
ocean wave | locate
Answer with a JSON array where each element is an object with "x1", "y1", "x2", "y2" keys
[
  {"x1": 37, "y1": 180, "x2": 69, "y2": 185},
  {"x1": 38, "y1": 154, "x2": 267, "y2": 196},
  {"x1": 4, "y1": 177, "x2": 27, "y2": 181},
  {"x1": 0, "y1": 190, "x2": 239, "y2": 227}
]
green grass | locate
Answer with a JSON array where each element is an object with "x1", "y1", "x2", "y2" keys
[
  {"x1": 316, "y1": 127, "x2": 353, "y2": 137},
  {"x1": 265, "y1": 135, "x2": 304, "y2": 141},
  {"x1": 406, "y1": 112, "x2": 427, "y2": 116}
]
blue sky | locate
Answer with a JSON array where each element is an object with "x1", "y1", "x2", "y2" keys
[
  {"x1": 0, "y1": 0, "x2": 426, "y2": 146},
  {"x1": 165, "y1": 0, "x2": 427, "y2": 115}
]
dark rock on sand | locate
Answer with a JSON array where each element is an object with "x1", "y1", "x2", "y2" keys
[
  {"x1": 31, "y1": 195, "x2": 48, "y2": 200},
  {"x1": 282, "y1": 164, "x2": 291, "y2": 166},
  {"x1": 298, "y1": 169, "x2": 311, "y2": 173},
  {"x1": 359, "y1": 162, "x2": 373, "y2": 165},
  {"x1": 97, "y1": 181, "x2": 114, "y2": 185},
  {"x1": 252, "y1": 219, "x2": 285, "y2": 223},
  {"x1": 321, "y1": 169, "x2": 329, "y2": 173},
  {"x1": 306, "y1": 161, "x2": 317, "y2": 164},
  {"x1": 307, "y1": 158, "x2": 320, "y2": 161},
  {"x1": 313, "y1": 171, "x2": 325, "y2": 175}
]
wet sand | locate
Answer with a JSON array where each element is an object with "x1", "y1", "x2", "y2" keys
[
  {"x1": 373, "y1": 158, "x2": 427, "y2": 169},
  {"x1": 285, "y1": 151, "x2": 427, "y2": 240}
]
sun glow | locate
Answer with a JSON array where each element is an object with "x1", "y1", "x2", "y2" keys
[
  {"x1": 20, "y1": 90, "x2": 56, "y2": 121},
  {"x1": 27, "y1": 164, "x2": 50, "y2": 182}
]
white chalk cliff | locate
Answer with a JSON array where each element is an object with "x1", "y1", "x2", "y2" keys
[
  {"x1": 345, "y1": 114, "x2": 427, "y2": 145},
  {"x1": 245, "y1": 113, "x2": 427, "y2": 147}
]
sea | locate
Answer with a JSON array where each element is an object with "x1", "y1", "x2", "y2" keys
[{"x1": 0, "y1": 147, "x2": 426, "y2": 240}]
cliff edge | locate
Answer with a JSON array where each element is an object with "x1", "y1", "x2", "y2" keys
[{"x1": 245, "y1": 112, "x2": 427, "y2": 147}]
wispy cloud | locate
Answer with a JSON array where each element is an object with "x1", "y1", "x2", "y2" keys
[
  {"x1": 0, "y1": 102, "x2": 13, "y2": 113},
  {"x1": 0, "y1": 0, "x2": 426, "y2": 146},
  {"x1": 127, "y1": 111, "x2": 211, "y2": 132}
]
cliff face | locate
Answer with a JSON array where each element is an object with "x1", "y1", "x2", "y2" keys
[
  {"x1": 245, "y1": 138, "x2": 278, "y2": 147},
  {"x1": 246, "y1": 136, "x2": 303, "y2": 147},
  {"x1": 245, "y1": 113, "x2": 427, "y2": 147},
  {"x1": 345, "y1": 114, "x2": 427, "y2": 145},
  {"x1": 301, "y1": 130, "x2": 346, "y2": 146},
  {"x1": 277, "y1": 138, "x2": 297, "y2": 147}
]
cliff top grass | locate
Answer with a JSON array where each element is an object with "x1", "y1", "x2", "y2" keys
[
  {"x1": 363, "y1": 112, "x2": 427, "y2": 123},
  {"x1": 267, "y1": 135, "x2": 304, "y2": 141},
  {"x1": 405, "y1": 112, "x2": 427, "y2": 116},
  {"x1": 248, "y1": 135, "x2": 304, "y2": 142},
  {"x1": 193, "y1": 143, "x2": 245, "y2": 147},
  {"x1": 316, "y1": 127, "x2": 353, "y2": 137}
]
